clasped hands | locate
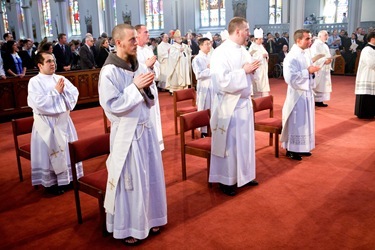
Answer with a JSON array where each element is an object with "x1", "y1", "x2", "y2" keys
[
  {"x1": 134, "y1": 72, "x2": 155, "y2": 90},
  {"x1": 243, "y1": 60, "x2": 261, "y2": 74}
]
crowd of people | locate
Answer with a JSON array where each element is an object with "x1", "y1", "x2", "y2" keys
[{"x1": 1, "y1": 19, "x2": 374, "y2": 246}]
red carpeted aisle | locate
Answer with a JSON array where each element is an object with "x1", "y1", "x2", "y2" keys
[{"x1": 0, "y1": 75, "x2": 374, "y2": 249}]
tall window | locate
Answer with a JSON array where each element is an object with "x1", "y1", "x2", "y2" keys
[
  {"x1": 112, "y1": 0, "x2": 117, "y2": 25},
  {"x1": 69, "y1": 0, "x2": 81, "y2": 35},
  {"x1": 269, "y1": 0, "x2": 282, "y2": 24},
  {"x1": 40, "y1": 0, "x2": 53, "y2": 37},
  {"x1": 145, "y1": 0, "x2": 164, "y2": 30},
  {"x1": 1, "y1": 1, "x2": 9, "y2": 33},
  {"x1": 324, "y1": 0, "x2": 348, "y2": 23},
  {"x1": 200, "y1": 0, "x2": 226, "y2": 28}
]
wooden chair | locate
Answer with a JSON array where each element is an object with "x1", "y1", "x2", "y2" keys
[
  {"x1": 68, "y1": 133, "x2": 110, "y2": 236},
  {"x1": 180, "y1": 109, "x2": 211, "y2": 183},
  {"x1": 173, "y1": 88, "x2": 197, "y2": 135},
  {"x1": 252, "y1": 95, "x2": 282, "y2": 158},
  {"x1": 11, "y1": 116, "x2": 34, "y2": 182},
  {"x1": 333, "y1": 50, "x2": 345, "y2": 75}
]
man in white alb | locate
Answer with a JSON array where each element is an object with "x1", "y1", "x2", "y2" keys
[
  {"x1": 310, "y1": 30, "x2": 333, "y2": 107},
  {"x1": 27, "y1": 52, "x2": 82, "y2": 195},
  {"x1": 192, "y1": 37, "x2": 213, "y2": 137},
  {"x1": 209, "y1": 17, "x2": 260, "y2": 196},
  {"x1": 281, "y1": 29, "x2": 320, "y2": 161},
  {"x1": 99, "y1": 24, "x2": 167, "y2": 246},
  {"x1": 135, "y1": 24, "x2": 164, "y2": 150},
  {"x1": 157, "y1": 33, "x2": 171, "y2": 91}
]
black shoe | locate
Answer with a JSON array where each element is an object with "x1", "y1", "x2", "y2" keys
[
  {"x1": 286, "y1": 151, "x2": 302, "y2": 161},
  {"x1": 201, "y1": 132, "x2": 208, "y2": 138},
  {"x1": 45, "y1": 185, "x2": 65, "y2": 195},
  {"x1": 315, "y1": 102, "x2": 328, "y2": 107},
  {"x1": 246, "y1": 180, "x2": 259, "y2": 186},
  {"x1": 299, "y1": 152, "x2": 312, "y2": 156},
  {"x1": 219, "y1": 184, "x2": 236, "y2": 196}
]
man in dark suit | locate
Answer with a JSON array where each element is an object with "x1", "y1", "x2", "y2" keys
[
  {"x1": 53, "y1": 33, "x2": 73, "y2": 72},
  {"x1": 19, "y1": 38, "x2": 37, "y2": 70},
  {"x1": 79, "y1": 35, "x2": 96, "y2": 69}
]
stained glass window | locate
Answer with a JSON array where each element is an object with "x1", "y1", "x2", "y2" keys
[
  {"x1": 324, "y1": 0, "x2": 348, "y2": 23},
  {"x1": 200, "y1": 0, "x2": 226, "y2": 28},
  {"x1": 145, "y1": 0, "x2": 164, "y2": 30},
  {"x1": 112, "y1": 0, "x2": 117, "y2": 25},
  {"x1": 69, "y1": 0, "x2": 81, "y2": 36},
  {"x1": 40, "y1": 0, "x2": 53, "y2": 37},
  {"x1": 269, "y1": 0, "x2": 282, "y2": 24},
  {"x1": 1, "y1": 1, "x2": 9, "y2": 33}
]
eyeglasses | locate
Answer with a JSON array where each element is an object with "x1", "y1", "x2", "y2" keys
[{"x1": 44, "y1": 59, "x2": 56, "y2": 64}]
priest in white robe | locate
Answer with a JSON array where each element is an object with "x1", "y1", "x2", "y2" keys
[
  {"x1": 281, "y1": 29, "x2": 321, "y2": 161},
  {"x1": 354, "y1": 31, "x2": 375, "y2": 119},
  {"x1": 166, "y1": 29, "x2": 192, "y2": 94},
  {"x1": 310, "y1": 30, "x2": 333, "y2": 107},
  {"x1": 99, "y1": 24, "x2": 167, "y2": 246},
  {"x1": 192, "y1": 37, "x2": 213, "y2": 136},
  {"x1": 249, "y1": 28, "x2": 270, "y2": 98},
  {"x1": 135, "y1": 24, "x2": 164, "y2": 151},
  {"x1": 27, "y1": 51, "x2": 82, "y2": 195},
  {"x1": 157, "y1": 33, "x2": 171, "y2": 90},
  {"x1": 209, "y1": 17, "x2": 261, "y2": 196}
]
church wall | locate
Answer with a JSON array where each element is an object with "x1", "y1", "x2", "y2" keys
[{"x1": 361, "y1": 0, "x2": 373, "y2": 21}]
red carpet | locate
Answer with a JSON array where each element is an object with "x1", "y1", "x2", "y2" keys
[{"x1": 0, "y1": 75, "x2": 374, "y2": 249}]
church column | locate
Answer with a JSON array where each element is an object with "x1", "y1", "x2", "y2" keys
[
  {"x1": 55, "y1": 0, "x2": 69, "y2": 35},
  {"x1": 282, "y1": 0, "x2": 289, "y2": 23},
  {"x1": 0, "y1": 10, "x2": 5, "y2": 35},
  {"x1": 21, "y1": 0, "x2": 33, "y2": 39},
  {"x1": 288, "y1": 0, "x2": 305, "y2": 47},
  {"x1": 347, "y1": 0, "x2": 362, "y2": 34},
  {"x1": 104, "y1": 0, "x2": 115, "y2": 34}
]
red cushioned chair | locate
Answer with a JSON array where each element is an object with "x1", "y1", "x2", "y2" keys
[
  {"x1": 173, "y1": 88, "x2": 197, "y2": 135},
  {"x1": 12, "y1": 116, "x2": 34, "y2": 182},
  {"x1": 180, "y1": 109, "x2": 211, "y2": 184},
  {"x1": 69, "y1": 133, "x2": 110, "y2": 236},
  {"x1": 252, "y1": 95, "x2": 282, "y2": 158}
]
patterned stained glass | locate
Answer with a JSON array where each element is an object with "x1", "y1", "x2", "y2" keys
[
  {"x1": 69, "y1": 0, "x2": 81, "y2": 36},
  {"x1": 199, "y1": 0, "x2": 225, "y2": 28},
  {"x1": 269, "y1": 0, "x2": 282, "y2": 24},
  {"x1": 145, "y1": 0, "x2": 164, "y2": 30},
  {"x1": 41, "y1": 0, "x2": 53, "y2": 37},
  {"x1": 1, "y1": 1, "x2": 9, "y2": 33},
  {"x1": 112, "y1": 0, "x2": 117, "y2": 25}
]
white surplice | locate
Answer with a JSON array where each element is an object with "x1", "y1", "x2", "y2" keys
[
  {"x1": 281, "y1": 44, "x2": 315, "y2": 153},
  {"x1": 310, "y1": 39, "x2": 332, "y2": 102},
  {"x1": 249, "y1": 42, "x2": 270, "y2": 97},
  {"x1": 355, "y1": 44, "x2": 375, "y2": 95},
  {"x1": 99, "y1": 63, "x2": 167, "y2": 240},
  {"x1": 209, "y1": 39, "x2": 256, "y2": 187},
  {"x1": 192, "y1": 50, "x2": 213, "y2": 133},
  {"x1": 27, "y1": 73, "x2": 83, "y2": 187},
  {"x1": 166, "y1": 42, "x2": 192, "y2": 92},
  {"x1": 137, "y1": 45, "x2": 164, "y2": 150},
  {"x1": 157, "y1": 41, "x2": 171, "y2": 89}
]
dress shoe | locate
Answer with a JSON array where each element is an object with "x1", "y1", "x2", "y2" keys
[
  {"x1": 201, "y1": 132, "x2": 208, "y2": 138},
  {"x1": 246, "y1": 180, "x2": 259, "y2": 186},
  {"x1": 315, "y1": 102, "x2": 328, "y2": 107},
  {"x1": 45, "y1": 185, "x2": 65, "y2": 195},
  {"x1": 286, "y1": 151, "x2": 302, "y2": 161},
  {"x1": 299, "y1": 152, "x2": 312, "y2": 156},
  {"x1": 219, "y1": 183, "x2": 236, "y2": 196}
]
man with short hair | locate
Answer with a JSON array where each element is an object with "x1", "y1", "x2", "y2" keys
[
  {"x1": 79, "y1": 35, "x2": 96, "y2": 69},
  {"x1": 310, "y1": 30, "x2": 333, "y2": 107},
  {"x1": 281, "y1": 29, "x2": 321, "y2": 161},
  {"x1": 354, "y1": 31, "x2": 375, "y2": 119},
  {"x1": 19, "y1": 39, "x2": 36, "y2": 70},
  {"x1": 27, "y1": 52, "x2": 82, "y2": 195},
  {"x1": 157, "y1": 33, "x2": 171, "y2": 90},
  {"x1": 135, "y1": 24, "x2": 164, "y2": 151},
  {"x1": 192, "y1": 37, "x2": 213, "y2": 136},
  {"x1": 209, "y1": 17, "x2": 260, "y2": 196},
  {"x1": 53, "y1": 33, "x2": 72, "y2": 72},
  {"x1": 99, "y1": 23, "x2": 167, "y2": 245}
]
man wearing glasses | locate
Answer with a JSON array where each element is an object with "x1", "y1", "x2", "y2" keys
[{"x1": 79, "y1": 34, "x2": 96, "y2": 69}]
